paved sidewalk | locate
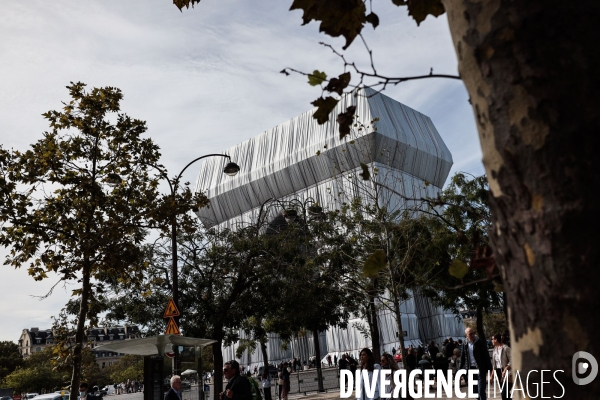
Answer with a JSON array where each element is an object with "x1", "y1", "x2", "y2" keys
[
  {"x1": 289, "y1": 387, "x2": 505, "y2": 400},
  {"x1": 109, "y1": 382, "x2": 506, "y2": 400}
]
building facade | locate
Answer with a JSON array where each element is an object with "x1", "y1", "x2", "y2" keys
[
  {"x1": 18, "y1": 327, "x2": 54, "y2": 357},
  {"x1": 194, "y1": 87, "x2": 464, "y2": 368},
  {"x1": 18, "y1": 325, "x2": 141, "y2": 369}
]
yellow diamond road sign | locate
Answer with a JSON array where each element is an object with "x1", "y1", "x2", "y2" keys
[
  {"x1": 165, "y1": 317, "x2": 181, "y2": 335},
  {"x1": 163, "y1": 298, "x2": 180, "y2": 318}
]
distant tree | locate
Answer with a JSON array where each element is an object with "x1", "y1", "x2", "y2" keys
[
  {"x1": 0, "y1": 82, "x2": 172, "y2": 399},
  {"x1": 264, "y1": 201, "x2": 361, "y2": 390},
  {"x1": 0, "y1": 341, "x2": 24, "y2": 384},
  {"x1": 4, "y1": 347, "x2": 65, "y2": 393},
  {"x1": 107, "y1": 220, "x2": 273, "y2": 400},
  {"x1": 102, "y1": 354, "x2": 144, "y2": 384}
]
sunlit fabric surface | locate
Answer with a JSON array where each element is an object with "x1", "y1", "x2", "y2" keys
[{"x1": 195, "y1": 87, "x2": 462, "y2": 368}]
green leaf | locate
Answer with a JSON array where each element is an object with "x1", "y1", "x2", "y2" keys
[
  {"x1": 449, "y1": 259, "x2": 469, "y2": 279},
  {"x1": 308, "y1": 70, "x2": 327, "y2": 86},
  {"x1": 311, "y1": 96, "x2": 339, "y2": 124},
  {"x1": 363, "y1": 249, "x2": 387, "y2": 277},
  {"x1": 359, "y1": 162, "x2": 370, "y2": 180}
]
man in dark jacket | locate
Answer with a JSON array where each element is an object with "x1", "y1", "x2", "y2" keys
[
  {"x1": 79, "y1": 383, "x2": 101, "y2": 400},
  {"x1": 460, "y1": 328, "x2": 493, "y2": 400},
  {"x1": 427, "y1": 341, "x2": 439, "y2": 358},
  {"x1": 165, "y1": 376, "x2": 183, "y2": 400},
  {"x1": 445, "y1": 338, "x2": 456, "y2": 359},
  {"x1": 220, "y1": 360, "x2": 252, "y2": 400}
]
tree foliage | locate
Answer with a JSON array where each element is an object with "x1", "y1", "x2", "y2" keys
[
  {"x1": 0, "y1": 341, "x2": 24, "y2": 384},
  {"x1": 5, "y1": 347, "x2": 68, "y2": 393},
  {"x1": 102, "y1": 354, "x2": 144, "y2": 384},
  {"x1": 0, "y1": 82, "x2": 172, "y2": 399},
  {"x1": 107, "y1": 218, "x2": 275, "y2": 398},
  {"x1": 418, "y1": 173, "x2": 503, "y2": 338}
]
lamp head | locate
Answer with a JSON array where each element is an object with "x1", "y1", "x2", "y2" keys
[{"x1": 223, "y1": 161, "x2": 240, "y2": 176}]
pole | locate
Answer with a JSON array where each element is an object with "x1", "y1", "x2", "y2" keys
[
  {"x1": 170, "y1": 154, "x2": 234, "y2": 376},
  {"x1": 197, "y1": 345, "x2": 204, "y2": 400}
]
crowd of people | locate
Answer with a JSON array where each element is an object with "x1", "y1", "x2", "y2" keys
[
  {"x1": 182, "y1": 328, "x2": 511, "y2": 400},
  {"x1": 112, "y1": 380, "x2": 142, "y2": 395},
  {"x1": 335, "y1": 328, "x2": 512, "y2": 400}
]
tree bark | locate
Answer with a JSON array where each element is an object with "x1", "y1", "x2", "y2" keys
[
  {"x1": 475, "y1": 303, "x2": 485, "y2": 340},
  {"x1": 366, "y1": 289, "x2": 381, "y2": 360},
  {"x1": 390, "y1": 289, "x2": 407, "y2": 371},
  {"x1": 212, "y1": 336, "x2": 224, "y2": 400},
  {"x1": 443, "y1": 0, "x2": 600, "y2": 397},
  {"x1": 312, "y1": 330, "x2": 324, "y2": 392},
  {"x1": 70, "y1": 263, "x2": 91, "y2": 400},
  {"x1": 260, "y1": 340, "x2": 269, "y2": 369}
]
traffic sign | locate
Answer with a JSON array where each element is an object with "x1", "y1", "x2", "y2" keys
[
  {"x1": 163, "y1": 298, "x2": 180, "y2": 318},
  {"x1": 165, "y1": 317, "x2": 181, "y2": 335}
]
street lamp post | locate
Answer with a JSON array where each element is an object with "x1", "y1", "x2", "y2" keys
[
  {"x1": 167, "y1": 154, "x2": 240, "y2": 376},
  {"x1": 257, "y1": 197, "x2": 326, "y2": 392}
]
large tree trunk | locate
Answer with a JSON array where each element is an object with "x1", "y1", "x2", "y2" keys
[{"x1": 443, "y1": 0, "x2": 600, "y2": 398}]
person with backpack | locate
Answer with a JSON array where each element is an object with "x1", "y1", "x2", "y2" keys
[{"x1": 247, "y1": 372, "x2": 262, "y2": 400}]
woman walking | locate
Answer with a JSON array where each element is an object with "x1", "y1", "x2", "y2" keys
[
  {"x1": 380, "y1": 353, "x2": 400, "y2": 399},
  {"x1": 261, "y1": 371, "x2": 272, "y2": 400},
  {"x1": 491, "y1": 333, "x2": 512, "y2": 400},
  {"x1": 449, "y1": 348, "x2": 461, "y2": 374},
  {"x1": 358, "y1": 348, "x2": 381, "y2": 400},
  {"x1": 279, "y1": 362, "x2": 290, "y2": 400}
]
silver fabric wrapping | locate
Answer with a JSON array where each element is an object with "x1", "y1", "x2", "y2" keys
[{"x1": 194, "y1": 87, "x2": 463, "y2": 368}]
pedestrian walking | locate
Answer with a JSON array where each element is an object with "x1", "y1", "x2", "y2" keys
[
  {"x1": 380, "y1": 353, "x2": 400, "y2": 399},
  {"x1": 220, "y1": 360, "x2": 252, "y2": 400},
  {"x1": 358, "y1": 348, "x2": 380, "y2": 400},
  {"x1": 460, "y1": 327, "x2": 492, "y2": 400},
  {"x1": 491, "y1": 333, "x2": 512, "y2": 400},
  {"x1": 261, "y1": 371, "x2": 272, "y2": 400},
  {"x1": 279, "y1": 362, "x2": 290, "y2": 400},
  {"x1": 165, "y1": 376, "x2": 183, "y2": 400}
]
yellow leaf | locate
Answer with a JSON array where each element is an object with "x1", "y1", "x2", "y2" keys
[
  {"x1": 363, "y1": 249, "x2": 387, "y2": 277},
  {"x1": 449, "y1": 259, "x2": 469, "y2": 279}
]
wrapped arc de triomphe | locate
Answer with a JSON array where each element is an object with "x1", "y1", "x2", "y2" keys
[{"x1": 194, "y1": 87, "x2": 464, "y2": 369}]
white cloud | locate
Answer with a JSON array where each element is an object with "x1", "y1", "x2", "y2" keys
[{"x1": 0, "y1": 0, "x2": 483, "y2": 342}]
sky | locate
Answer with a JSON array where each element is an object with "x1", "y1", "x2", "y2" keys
[{"x1": 0, "y1": 0, "x2": 484, "y2": 343}]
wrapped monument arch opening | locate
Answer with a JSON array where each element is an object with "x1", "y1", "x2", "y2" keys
[{"x1": 94, "y1": 335, "x2": 216, "y2": 400}]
